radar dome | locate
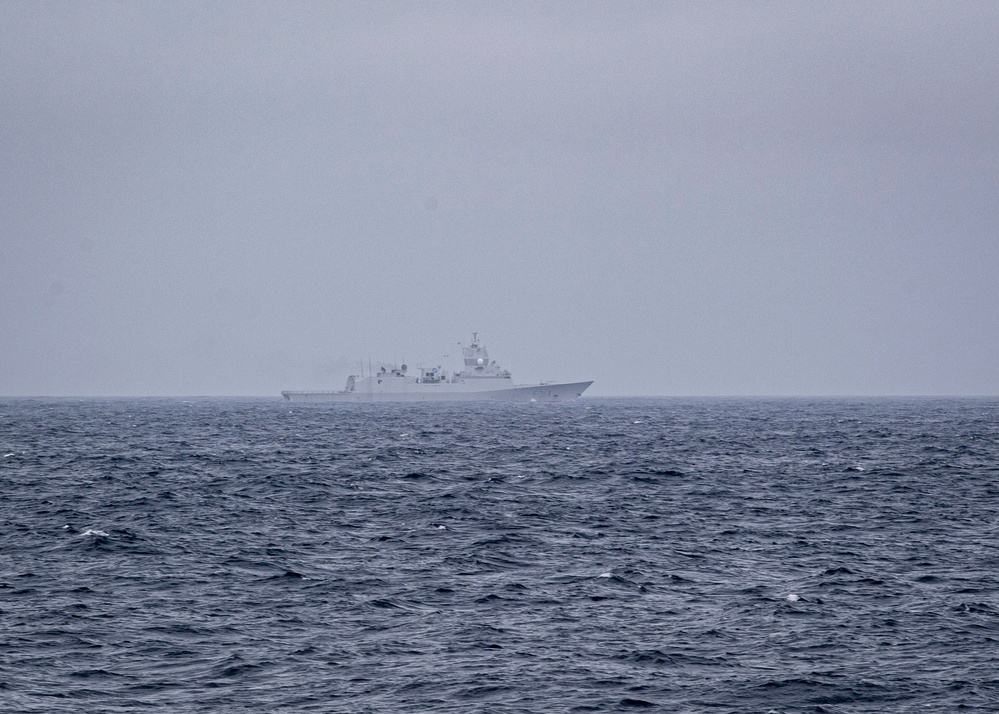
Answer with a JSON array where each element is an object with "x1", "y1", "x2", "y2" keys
[{"x1": 477, "y1": 358, "x2": 484, "y2": 365}]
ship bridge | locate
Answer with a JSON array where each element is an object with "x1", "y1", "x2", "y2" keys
[{"x1": 458, "y1": 333, "x2": 512, "y2": 380}]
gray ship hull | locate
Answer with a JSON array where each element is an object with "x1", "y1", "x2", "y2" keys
[{"x1": 282, "y1": 380, "x2": 593, "y2": 403}]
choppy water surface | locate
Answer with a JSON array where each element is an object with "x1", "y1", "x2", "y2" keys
[{"x1": 1, "y1": 397, "x2": 997, "y2": 712}]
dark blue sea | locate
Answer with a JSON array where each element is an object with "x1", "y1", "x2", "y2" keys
[{"x1": 1, "y1": 398, "x2": 997, "y2": 713}]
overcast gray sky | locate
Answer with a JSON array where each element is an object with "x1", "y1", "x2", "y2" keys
[{"x1": 2, "y1": 1, "x2": 997, "y2": 396}]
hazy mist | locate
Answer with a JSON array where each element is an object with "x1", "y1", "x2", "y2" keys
[{"x1": 2, "y1": 2, "x2": 997, "y2": 396}]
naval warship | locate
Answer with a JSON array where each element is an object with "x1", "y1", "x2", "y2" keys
[{"x1": 282, "y1": 334, "x2": 593, "y2": 402}]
